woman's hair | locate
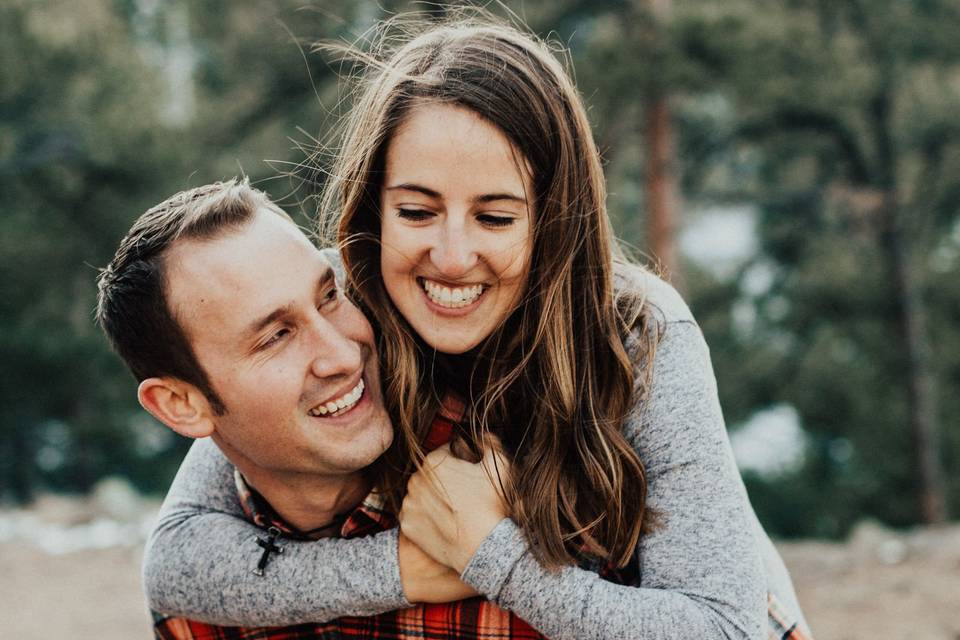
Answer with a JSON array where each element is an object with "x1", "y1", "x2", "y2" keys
[{"x1": 318, "y1": 10, "x2": 658, "y2": 569}]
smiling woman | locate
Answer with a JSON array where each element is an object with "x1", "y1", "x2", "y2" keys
[
  {"x1": 379, "y1": 103, "x2": 532, "y2": 354},
  {"x1": 140, "y1": 10, "x2": 813, "y2": 640},
  {"x1": 328, "y1": 16, "x2": 657, "y2": 573}
]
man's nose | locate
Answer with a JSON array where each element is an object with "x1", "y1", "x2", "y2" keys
[
  {"x1": 429, "y1": 218, "x2": 477, "y2": 278},
  {"x1": 307, "y1": 319, "x2": 363, "y2": 379}
]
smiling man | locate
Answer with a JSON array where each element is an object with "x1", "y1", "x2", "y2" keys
[
  {"x1": 97, "y1": 180, "x2": 393, "y2": 538},
  {"x1": 95, "y1": 179, "x2": 496, "y2": 638}
]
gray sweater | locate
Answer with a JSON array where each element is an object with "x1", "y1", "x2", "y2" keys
[{"x1": 143, "y1": 265, "x2": 810, "y2": 639}]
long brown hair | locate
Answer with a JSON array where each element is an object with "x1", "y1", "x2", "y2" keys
[{"x1": 317, "y1": 11, "x2": 659, "y2": 569}]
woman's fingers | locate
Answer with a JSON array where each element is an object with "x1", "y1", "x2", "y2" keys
[{"x1": 399, "y1": 438, "x2": 512, "y2": 573}]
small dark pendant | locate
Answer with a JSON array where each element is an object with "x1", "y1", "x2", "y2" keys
[{"x1": 252, "y1": 526, "x2": 284, "y2": 576}]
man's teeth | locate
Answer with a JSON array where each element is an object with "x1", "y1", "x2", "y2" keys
[
  {"x1": 310, "y1": 379, "x2": 364, "y2": 417},
  {"x1": 422, "y1": 280, "x2": 484, "y2": 308}
]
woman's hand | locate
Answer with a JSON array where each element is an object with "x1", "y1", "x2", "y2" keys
[
  {"x1": 398, "y1": 531, "x2": 478, "y2": 603},
  {"x1": 399, "y1": 439, "x2": 510, "y2": 574}
]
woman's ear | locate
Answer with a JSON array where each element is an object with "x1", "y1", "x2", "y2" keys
[{"x1": 137, "y1": 377, "x2": 216, "y2": 439}]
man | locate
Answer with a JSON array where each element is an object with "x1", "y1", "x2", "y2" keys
[{"x1": 96, "y1": 179, "x2": 542, "y2": 638}]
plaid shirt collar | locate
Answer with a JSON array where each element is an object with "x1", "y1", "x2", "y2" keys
[
  {"x1": 233, "y1": 469, "x2": 394, "y2": 541},
  {"x1": 232, "y1": 393, "x2": 466, "y2": 542}
]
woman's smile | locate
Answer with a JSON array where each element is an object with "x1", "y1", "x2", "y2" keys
[{"x1": 418, "y1": 277, "x2": 488, "y2": 314}]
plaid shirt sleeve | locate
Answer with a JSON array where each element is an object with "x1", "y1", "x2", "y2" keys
[{"x1": 767, "y1": 592, "x2": 814, "y2": 640}]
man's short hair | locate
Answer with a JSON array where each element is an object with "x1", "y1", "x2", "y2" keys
[{"x1": 96, "y1": 178, "x2": 294, "y2": 415}]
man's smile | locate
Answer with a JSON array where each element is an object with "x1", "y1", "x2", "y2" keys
[{"x1": 309, "y1": 378, "x2": 365, "y2": 417}]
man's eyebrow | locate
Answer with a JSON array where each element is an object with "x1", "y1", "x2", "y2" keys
[
  {"x1": 385, "y1": 183, "x2": 526, "y2": 205},
  {"x1": 246, "y1": 266, "x2": 336, "y2": 337},
  {"x1": 247, "y1": 304, "x2": 295, "y2": 338},
  {"x1": 316, "y1": 265, "x2": 336, "y2": 292}
]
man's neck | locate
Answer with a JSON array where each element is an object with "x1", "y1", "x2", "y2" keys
[{"x1": 237, "y1": 464, "x2": 371, "y2": 536}]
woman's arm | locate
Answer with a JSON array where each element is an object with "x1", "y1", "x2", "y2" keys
[
  {"x1": 401, "y1": 320, "x2": 767, "y2": 640},
  {"x1": 144, "y1": 437, "x2": 472, "y2": 626}
]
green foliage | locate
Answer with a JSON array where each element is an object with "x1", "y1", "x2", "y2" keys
[
  {"x1": 675, "y1": 0, "x2": 960, "y2": 535},
  {"x1": 2, "y1": 0, "x2": 957, "y2": 540},
  {"x1": 1, "y1": 0, "x2": 186, "y2": 500},
  {"x1": 540, "y1": 0, "x2": 960, "y2": 535},
  {"x1": 0, "y1": 0, "x2": 359, "y2": 500}
]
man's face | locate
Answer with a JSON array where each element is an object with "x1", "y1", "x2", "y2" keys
[{"x1": 164, "y1": 209, "x2": 393, "y2": 482}]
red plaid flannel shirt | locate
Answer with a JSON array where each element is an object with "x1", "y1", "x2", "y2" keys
[
  {"x1": 152, "y1": 398, "x2": 811, "y2": 639},
  {"x1": 152, "y1": 399, "x2": 551, "y2": 639}
]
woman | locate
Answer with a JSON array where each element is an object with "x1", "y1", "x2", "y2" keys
[{"x1": 145, "y1": 13, "x2": 811, "y2": 639}]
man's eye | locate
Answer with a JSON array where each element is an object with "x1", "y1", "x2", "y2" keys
[
  {"x1": 262, "y1": 328, "x2": 290, "y2": 348},
  {"x1": 477, "y1": 214, "x2": 515, "y2": 228},
  {"x1": 321, "y1": 286, "x2": 340, "y2": 306},
  {"x1": 397, "y1": 208, "x2": 433, "y2": 222}
]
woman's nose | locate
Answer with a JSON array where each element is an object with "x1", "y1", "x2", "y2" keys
[{"x1": 430, "y1": 221, "x2": 477, "y2": 277}]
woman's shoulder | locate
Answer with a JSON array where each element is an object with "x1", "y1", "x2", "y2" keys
[{"x1": 613, "y1": 260, "x2": 695, "y2": 326}]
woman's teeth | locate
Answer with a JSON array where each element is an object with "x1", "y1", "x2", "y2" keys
[
  {"x1": 422, "y1": 279, "x2": 484, "y2": 308},
  {"x1": 310, "y1": 379, "x2": 364, "y2": 416}
]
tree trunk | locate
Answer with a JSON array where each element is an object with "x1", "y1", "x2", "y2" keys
[
  {"x1": 871, "y1": 87, "x2": 948, "y2": 523},
  {"x1": 643, "y1": 0, "x2": 682, "y2": 288},
  {"x1": 644, "y1": 97, "x2": 682, "y2": 288},
  {"x1": 879, "y1": 198, "x2": 947, "y2": 523}
]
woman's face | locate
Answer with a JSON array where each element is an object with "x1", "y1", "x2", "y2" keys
[{"x1": 380, "y1": 103, "x2": 533, "y2": 355}]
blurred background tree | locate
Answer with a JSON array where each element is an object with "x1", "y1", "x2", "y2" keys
[
  {"x1": 664, "y1": 0, "x2": 960, "y2": 535},
  {"x1": 1, "y1": 0, "x2": 956, "y2": 538}
]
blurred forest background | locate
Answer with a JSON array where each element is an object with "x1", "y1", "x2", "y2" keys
[{"x1": 2, "y1": 0, "x2": 959, "y2": 544}]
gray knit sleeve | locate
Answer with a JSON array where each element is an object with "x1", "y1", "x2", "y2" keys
[
  {"x1": 460, "y1": 320, "x2": 767, "y2": 640},
  {"x1": 143, "y1": 437, "x2": 410, "y2": 626}
]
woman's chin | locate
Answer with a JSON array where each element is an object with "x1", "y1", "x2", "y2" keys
[{"x1": 420, "y1": 330, "x2": 482, "y2": 355}]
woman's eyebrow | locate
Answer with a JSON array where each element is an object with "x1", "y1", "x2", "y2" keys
[
  {"x1": 385, "y1": 183, "x2": 525, "y2": 204},
  {"x1": 473, "y1": 192, "x2": 526, "y2": 204},
  {"x1": 384, "y1": 183, "x2": 441, "y2": 198}
]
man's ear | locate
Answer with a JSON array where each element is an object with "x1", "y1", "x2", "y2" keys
[{"x1": 137, "y1": 377, "x2": 217, "y2": 439}]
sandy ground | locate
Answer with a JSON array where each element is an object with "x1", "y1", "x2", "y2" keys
[
  {"x1": 4, "y1": 544, "x2": 152, "y2": 637},
  {"x1": 778, "y1": 522, "x2": 960, "y2": 640},
  {"x1": 2, "y1": 491, "x2": 959, "y2": 639}
]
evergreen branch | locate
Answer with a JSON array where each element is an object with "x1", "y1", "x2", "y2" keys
[{"x1": 736, "y1": 107, "x2": 872, "y2": 185}]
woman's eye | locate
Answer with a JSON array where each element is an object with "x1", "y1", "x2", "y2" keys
[
  {"x1": 397, "y1": 208, "x2": 434, "y2": 222},
  {"x1": 477, "y1": 214, "x2": 515, "y2": 228}
]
